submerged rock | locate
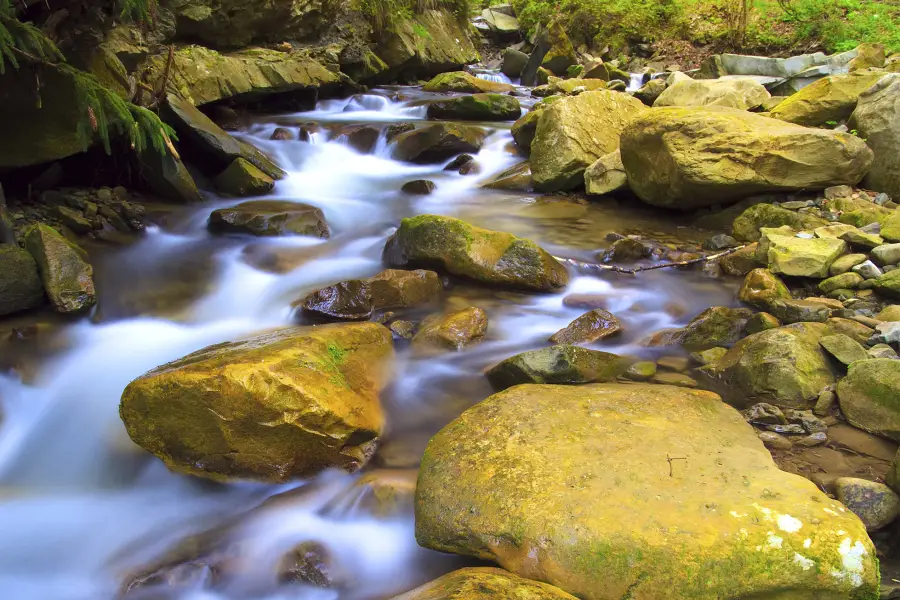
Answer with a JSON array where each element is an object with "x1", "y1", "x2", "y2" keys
[
  {"x1": 390, "y1": 567, "x2": 578, "y2": 600},
  {"x1": 411, "y1": 307, "x2": 487, "y2": 352},
  {"x1": 415, "y1": 383, "x2": 877, "y2": 600},
  {"x1": 837, "y1": 358, "x2": 900, "y2": 441},
  {"x1": 549, "y1": 308, "x2": 621, "y2": 345},
  {"x1": 0, "y1": 245, "x2": 44, "y2": 316},
  {"x1": 482, "y1": 162, "x2": 532, "y2": 192},
  {"x1": 391, "y1": 124, "x2": 487, "y2": 163},
  {"x1": 621, "y1": 107, "x2": 873, "y2": 210},
  {"x1": 383, "y1": 215, "x2": 568, "y2": 292},
  {"x1": 769, "y1": 70, "x2": 886, "y2": 126},
  {"x1": 486, "y1": 345, "x2": 625, "y2": 390},
  {"x1": 426, "y1": 94, "x2": 521, "y2": 121},
  {"x1": 422, "y1": 71, "x2": 513, "y2": 94},
  {"x1": 208, "y1": 201, "x2": 329, "y2": 237},
  {"x1": 24, "y1": 224, "x2": 95, "y2": 313},
  {"x1": 119, "y1": 323, "x2": 393, "y2": 481}
]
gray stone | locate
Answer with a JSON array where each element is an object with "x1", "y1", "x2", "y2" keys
[
  {"x1": 795, "y1": 432, "x2": 828, "y2": 447},
  {"x1": 873, "y1": 322, "x2": 900, "y2": 344},
  {"x1": 758, "y1": 431, "x2": 792, "y2": 450},
  {"x1": 835, "y1": 477, "x2": 900, "y2": 531},
  {"x1": 868, "y1": 344, "x2": 898, "y2": 359},
  {"x1": 872, "y1": 243, "x2": 900, "y2": 266},
  {"x1": 852, "y1": 260, "x2": 883, "y2": 280},
  {"x1": 819, "y1": 334, "x2": 869, "y2": 365}
]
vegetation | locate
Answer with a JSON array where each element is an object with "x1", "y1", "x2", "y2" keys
[
  {"x1": 0, "y1": 0, "x2": 175, "y2": 157},
  {"x1": 355, "y1": 0, "x2": 472, "y2": 33}
]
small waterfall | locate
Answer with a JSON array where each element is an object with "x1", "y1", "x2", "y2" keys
[{"x1": 627, "y1": 73, "x2": 646, "y2": 91}]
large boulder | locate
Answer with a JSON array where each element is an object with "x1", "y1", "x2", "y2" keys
[
  {"x1": 486, "y1": 345, "x2": 625, "y2": 390},
  {"x1": 119, "y1": 323, "x2": 394, "y2": 482},
  {"x1": 138, "y1": 149, "x2": 204, "y2": 204},
  {"x1": 697, "y1": 322, "x2": 837, "y2": 409},
  {"x1": 837, "y1": 358, "x2": 900, "y2": 442},
  {"x1": 768, "y1": 70, "x2": 886, "y2": 126},
  {"x1": 757, "y1": 227, "x2": 847, "y2": 278},
  {"x1": 415, "y1": 383, "x2": 877, "y2": 600},
  {"x1": 501, "y1": 48, "x2": 528, "y2": 78},
  {"x1": 391, "y1": 124, "x2": 487, "y2": 163},
  {"x1": 0, "y1": 245, "x2": 45, "y2": 316},
  {"x1": 390, "y1": 567, "x2": 578, "y2": 600},
  {"x1": 849, "y1": 74, "x2": 900, "y2": 203},
  {"x1": 530, "y1": 90, "x2": 646, "y2": 191},
  {"x1": 383, "y1": 215, "x2": 568, "y2": 292},
  {"x1": 621, "y1": 107, "x2": 873, "y2": 210},
  {"x1": 653, "y1": 77, "x2": 771, "y2": 110},
  {"x1": 426, "y1": 94, "x2": 521, "y2": 121},
  {"x1": 24, "y1": 224, "x2": 96, "y2": 314},
  {"x1": 422, "y1": 71, "x2": 513, "y2": 94},
  {"x1": 647, "y1": 306, "x2": 753, "y2": 350},
  {"x1": 539, "y1": 21, "x2": 576, "y2": 76},
  {"x1": 208, "y1": 201, "x2": 329, "y2": 237}
]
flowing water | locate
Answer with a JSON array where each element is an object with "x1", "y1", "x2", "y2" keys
[{"x1": 0, "y1": 87, "x2": 738, "y2": 599}]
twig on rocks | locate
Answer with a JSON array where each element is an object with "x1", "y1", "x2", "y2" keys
[
  {"x1": 667, "y1": 454, "x2": 687, "y2": 477},
  {"x1": 555, "y1": 244, "x2": 749, "y2": 276}
]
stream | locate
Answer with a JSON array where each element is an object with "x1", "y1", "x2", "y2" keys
[{"x1": 0, "y1": 84, "x2": 738, "y2": 599}]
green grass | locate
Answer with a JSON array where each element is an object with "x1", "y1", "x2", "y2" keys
[{"x1": 354, "y1": 0, "x2": 472, "y2": 34}]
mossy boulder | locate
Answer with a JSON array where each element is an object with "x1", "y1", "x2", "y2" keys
[
  {"x1": 391, "y1": 124, "x2": 487, "y2": 163},
  {"x1": 138, "y1": 149, "x2": 204, "y2": 204},
  {"x1": 299, "y1": 280, "x2": 373, "y2": 321},
  {"x1": 757, "y1": 228, "x2": 848, "y2": 278},
  {"x1": 531, "y1": 77, "x2": 607, "y2": 98},
  {"x1": 819, "y1": 333, "x2": 869, "y2": 366},
  {"x1": 390, "y1": 567, "x2": 578, "y2": 600},
  {"x1": 214, "y1": 158, "x2": 275, "y2": 196},
  {"x1": 383, "y1": 215, "x2": 568, "y2": 292},
  {"x1": 621, "y1": 107, "x2": 874, "y2": 210},
  {"x1": 119, "y1": 323, "x2": 394, "y2": 481},
  {"x1": 426, "y1": 94, "x2": 521, "y2": 121},
  {"x1": 549, "y1": 309, "x2": 621, "y2": 344},
  {"x1": 737, "y1": 268, "x2": 791, "y2": 310},
  {"x1": 769, "y1": 70, "x2": 887, "y2": 126},
  {"x1": 208, "y1": 201, "x2": 329, "y2": 237},
  {"x1": 584, "y1": 150, "x2": 627, "y2": 196},
  {"x1": 422, "y1": 71, "x2": 513, "y2": 94},
  {"x1": 486, "y1": 345, "x2": 625, "y2": 390},
  {"x1": 24, "y1": 224, "x2": 96, "y2": 314},
  {"x1": 411, "y1": 307, "x2": 488, "y2": 352},
  {"x1": 697, "y1": 322, "x2": 837, "y2": 409},
  {"x1": 837, "y1": 358, "x2": 900, "y2": 441},
  {"x1": 849, "y1": 74, "x2": 900, "y2": 205},
  {"x1": 482, "y1": 162, "x2": 532, "y2": 192},
  {"x1": 835, "y1": 477, "x2": 900, "y2": 531},
  {"x1": 530, "y1": 90, "x2": 646, "y2": 191},
  {"x1": 654, "y1": 77, "x2": 771, "y2": 110},
  {"x1": 650, "y1": 306, "x2": 753, "y2": 351},
  {"x1": 0, "y1": 245, "x2": 45, "y2": 316},
  {"x1": 415, "y1": 383, "x2": 877, "y2": 600},
  {"x1": 539, "y1": 20, "x2": 576, "y2": 76},
  {"x1": 731, "y1": 204, "x2": 828, "y2": 242},
  {"x1": 875, "y1": 269, "x2": 900, "y2": 299},
  {"x1": 296, "y1": 269, "x2": 442, "y2": 320}
]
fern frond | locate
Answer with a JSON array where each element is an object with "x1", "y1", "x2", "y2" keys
[{"x1": 0, "y1": 15, "x2": 64, "y2": 74}]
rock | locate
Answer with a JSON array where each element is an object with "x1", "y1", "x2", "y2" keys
[
  {"x1": 692, "y1": 347, "x2": 729, "y2": 365},
  {"x1": 531, "y1": 77, "x2": 607, "y2": 98},
  {"x1": 601, "y1": 237, "x2": 651, "y2": 262},
  {"x1": 835, "y1": 478, "x2": 900, "y2": 531},
  {"x1": 277, "y1": 541, "x2": 345, "y2": 587},
  {"x1": 486, "y1": 345, "x2": 625, "y2": 390},
  {"x1": 539, "y1": 21, "x2": 576, "y2": 76},
  {"x1": 621, "y1": 107, "x2": 874, "y2": 210},
  {"x1": 214, "y1": 158, "x2": 275, "y2": 196},
  {"x1": 411, "y1": 307, "x2": 487, "y2": 352},
  {"x1": 300, "y1": 280, "x2": 373, "y2": 321},
  {"x1": 884, "y1": 211, "x2": 900, "y2": 244},
  {"x1": 366, "y1": 269, "x2": 443, "y2": 310},
  {"x1": 698, "y1": 322, "x2": 837, "y2": 409},
  {"x1": 549, "y1": 309, "x2": 621, "y2": 345},
  {"x1": 55, "y1": 205, "x2": 93, "y2": 234},
  {"x1": 119, "y1": 323, "x2": 393, "y2": 481},
  {"x1": 530, "y1": 90, "x2": 646, "y2": 191},
  {"x1": 391, "y1": 124, "x2": 487, "y2": 163},
  {"x1": 738, "y1": 268, "x2": 791, "y2": 310},
  {"x1": 481, "y1": 8, "x2": 519, "y2": 36},
  {"x1": 634, "y1": 78, "x2": 668, "y2": 106},
  {"x1": 769, "y1": 71, "x2": 886, "y2": 126},
  {"x1": 24, "y1": 224, "x2": 95, "y2": 314},
  {"x1": 870, "y1": 344, "x2": 898, "y2": 359},
  {"x1": 624, "y1": 360, "x2": 656, "y2": 381},
  {"x1": 816, "y1": 222, "x2": 857, "y2": 237},
  {"x1": 830, "y1": 253, "x2": 868, "y2": 275},
  {"x1": 767, "y1": 298, "x2": 833, "y2": 324},
  {"x1": 840, "y1": 229, "x2": 884, "y2": 250},
  {"x1": 759, "y1": 431, "x2": 793, "y2": 450},
  {"x1": 583, "y1": 150, "x2": 626, "y2": 196},
  {"x1": 208, "y1": 201, "x2": 329, "y2": 237},
  {"x1": 744, "y1": 312, "x2": 780, "y2": 334},
  {"x1": 138, "y1": 149, "x2": 204, "y2": 204},
  {"x1": 819, "y1": 334, "x2": 869, "y2": 366},
  {"x1": 651, "y1": 306, "x2": 753, "y2": 351},
  {"x1": 501, "y1": 48, "x2": 529, "y2": 78},
  {"x1": 878, "y1": 305, "x2": 900, "y2": 321},
  {"x1": 795, "y1": 432, "x2": 828, "y2": 447},
  {"x1": 814, "y1": 389, "x2": 837, "y2": 416},
  {"x1": 718, "y1": 243, "x2": 760, "y2": 276},
  {"x1": 849, "y1": 75, "x2": 900, "y2": 206},
  {"x1": 401, "y1": 180, "x2": 436, "y2": 195},
  {"x1": 875, "y1": 270, "x2": 900, "y2": 299},
  {"x1": 510, "y1": 102, "x2": 552, "y2": 154},
  {"x1": 872, "y1": 321, "x2": 900, "y2": 345},
  {"x1": 422, "y1": 71, "x2": 513, "y2": 94},
  {"x1": 872, "y1": 242, "x2": 900, "y2": 266},
  {"x1": 270, "y1": 127, "x2": 294, "y2": 141},
  {"x1": 383, "y1": 215, "x2": 568, "y2": 292},
  {"x1": 390, "y1": 320, "x2": 415, "y2": 339},
  {"x1": 390, "y1": 567, "x2": 578, "y2": 600},
  {"x1": 0, "y1": 245, "x2": 44, "y2": 316},
  {"x1": 849, "y1": 43, "x2": 886, "y2": 71},
  {"x1": 757, "y1": 228, "x2": 847, "y2": 278},
  {"x1": 837, "y1": 359, "x2": 900, "y2": 441},
  {"x1": 654, "y1": 77, "x2": 770, "y2": 110},
  {"x1": 705, "y1": 234, "x2": 738, "y2": 250},
  {"x1": 426, "y1": 94, "x2": 521, "y2": 121},
  {"x1": 415, "y1": 383, "x2": 877, "y2": 600},
  {"x1": 350, "y1": 469, "x2": 417, "y2": 518},
  {"x1": 819, "y1": 272, "x2": 864, "y2": 294},
  {"x1": 732, "y1": 204, "x2": 828, "y2": 242},
  {"x1": 482, "y1": 162, "x2": 532, "y2": 192}
]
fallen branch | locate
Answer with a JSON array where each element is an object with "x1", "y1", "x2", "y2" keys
[{"x1": 554, "y1": 244, "x2": 748, "y2": 276}]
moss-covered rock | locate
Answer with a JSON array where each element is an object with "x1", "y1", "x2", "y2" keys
[
  {"x1": 426, "y1": 94, "x2": 521, "y2": 121},
  {"x1": 390, "y1": 567, "x2": 578, "y2": 600},
  {"x1": 411, "y1": 307, "x2": 487, "y2": 352},
  {"x1": 737, "y1": 268, "x2": 791, "y2": 310},
  {"x1": 837, "y1": 358, "x2": 900, "y2": 441},
  {"x1": 835, "y1": 477, "x2": 900, "y2": 531},
  {"x1": 383, "y1": 215, "x2": 568, "y2": 292},
  {"x1": 769, "y1": 70, "x2": 887, "y2": 126},
  {"x1": 486, "y1": 345, "x2": 625, "y2": 390},
  {"x1": 539, "y1": 21, "x2": 576, "y2": 75},
  {"x1": 422, "y1": 71, "x2": 513, "y2": 94},
  {"x1": 208, "y1": 200, "x2": 329, "y2": 237},
  {"x1": 757, "y1": 227, "x2": 848, "y2": 278},
  {"x1": 549, "y1": 309, "x2": 620, "y2": 344},
  {"x1": 391, "y1": 124, "x2": 487, "y2": 163},
  {"x1": 698, "y1": 322, "x2": 837, "y2": 409},
  {"x1": 649, "y1": 306, "x2": 753, "y2": 350},
  {"x1": 654, "y1": 77, "x2": 771, "y2": 110},
  {"x1": 482, "y1": 162, "x2": 532, "y2": 192},
  {"x1": 0, "y1": 245, "x2": 45, "y2": 316},
  {"x1": 819, "y1": 272, "x2": 863, "y2": 294},
  {"x1": 531, "y1": 77, "x2": 606, "y2": 97},
  {"x1": 138, "y1": 148, "x2": 204, "y2": 203},
  {"x1": 621, "y1": 107, "x2": 874, "y2": 210},
  {"x1": 731, "y1": 204, "x2": 828, "y2": 242},
  {"x1": 819, "y1": 333, "x2": 869, "y2": 366},
  {"x1": 214, "y1": 158, "x2": 275, "y2": 196},
  {"x1": 119, "y1": 323, "x2": 394, "y2": 481},
  {"x1": 849, "y1": 74, "x2": 900, "y2": 207},
  {"x1": 583, "y1": 150, "x2": 626, "y2": 196},
  {"x1": 530, "y1": 90, "x2": 646, "y2": 191},
  {"x1": 510, "y1": 108, "x2": 542, "y2": 154},
  {"x1": 24, "y1": 224, "x2": 95, "y2": 314},
  {"x1": 875, "y1": 269, "x2": 900, "y2": 299},
  {"x1": 415, "y1": 383, "x2": 877, "y2": 600}
]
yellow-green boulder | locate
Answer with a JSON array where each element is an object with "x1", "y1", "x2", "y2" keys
[
  {"x1": 837, "y1": 358, "x2": 900, "y2": 441},
  {"x1": 24, "y1": 224, "x2": 96, "y2": 313},
  {"x1": 757, "y1": 227, "x2": 848, "y2": 278},
  {"x1": 0, "y1": 245, "x2": 44, "y2": 316},
  {"x1": 654, "y1": 77, "x2": 771, "y2": 110},
  {"x1": 415, "y1": 383, "x2": 877, "y2": 600},
  {"x1": 214, "y1": 158, "x2": 275, "y2": 196},
  {"x1": 621, "y1": 107, "x2": 873, "y2": 209},
  {"x1": 768, "y1": 70, "x2": 886, "y2": 126},
  {"x1": 119, "y1": 323, "x2": 394, "y2": 482},
  {"x1": 390, "y1": 567, "x2": 578, "y2": 600},
  {"x1": 411, "y1": 307, "x2": 487, "y2": 353},
  {"x1": 422, "y1": 71, "x2": 513, "y2": 94},
  {"x1": 849, "y1": 75, "x2": 900, "y2": 206}
]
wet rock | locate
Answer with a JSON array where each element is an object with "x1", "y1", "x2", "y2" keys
[
  {"x1": 389, "y1": 320, "x2": 416, "y2": 340},
  {"x1": 391, "y1": 567, "x2": 578, "y2": 600},
  {"x1": 270, "y1": 127, "x2": 294, "y2": 141},
  {"x1": 624, "y1": 360, "x2": 656, "y2": 381},
  {"x1": 583, "y1": 150, "x2": 627, "y2": 196},
  {"x1": 214, "y1": 158, "x2": 275, "y2": 196},
  {"x1": 530, "y1": 90, "x2": 646, "y2": 191},
  {"x1": 738, "y1": 268, "x2": 791, "y2": 311},
  {"x1": 208, "y1": 201, "x2": 329, "y2": 237},
  {"x1": 838, "y1": 359, "x2": 900, "y2": 441},
  {"x1": 835, "y1": 477, "x2": 900, "y2": 531},
  {"x1": 300, "y1": 280, "x2": 373, "y2": 321},
  {"x1": 768, "y1": 299, "x2": 832, "y2": 324},
  {"x1": 343, "y1": 469, "x2": 417, "y2": 519},
  {"x1": 531, "y1": 77, "x2": 607, "y2": 97},
  {"x1": 119, "y1": 323, "x2": 393, "y2": 481},
  {"x1": 698, "y1": 322, "x2": 837, "y2": 409},
  {"x1": 705, "y1": 234, "x2": 738, "y2": 251},
  {"x1": 742, "y1": 402, "x2": 788, "y2": 426},
  {"x1": 481, "y1": 161, "x2": 532, "y2": 192},
  {"x1": 634, "y1": 78, "x2": 668, "y2": 106},
  {"x1": 829, "y1": 253, "x2": 868, "y2": 275},
  {"x1": 732, "y1": 204, "x2": 828, "y2": 243},
  {"x1": 758, "y1": 228, "x2": 848, "y2": 278},
  {"x1": 138, "y1": 149, "x2": 204, "y2": 204},
  {"x1": 391, "y1": 124, "x2": 487, "y2": 163},
  {"x1": 368, "y1": 269, "x2": 442, "y2": 310},
  {"x1": 24, "y1": 224, "x2": 95, "y2": 313},
  {"x1": 344, "y1": 125, "x2": 381, "y2": 154},
  {"x1": 422, "y1": 71, "x2": 513, "y2": 94},
  {"x1": 411, "y1": 307, "x2": 487, "y2": 352},
  {"x1": 501, "y1": 48, "x2": 529, "y2": 78},
  {"x1": 819, "y1": 334, "x2": 869, "y2": 366},
  {"x1": 426, "y1": 94, "x2": 521, "y2": 121},
  {"x1": 656, "y1": 306, "x2": 753, "y2": 351},
  {"x1": 601, "y1": 237, "x2": 651, "y2": 262},
  {"x1": 415, "y1": 383, "x2": 877, "y2": 600},
  {"x1": 795, "y1": 432, "x2": 828, "y2": 447},
  {"x1": 401, "y1": 180, "x2": 436, "y2": 195},
  {"x1": 621, "y1": 107, "x2": 873, "y2": 210},
  {"x1": 718, "y1": 243, "x2": 760, "y2": 276},
  {"x1": 0, "y1": 245, "x2": 44, "y2": 316},
  {"x1": 769, "y1": 71, "x2": 887, "y2": 126},
  {"x1": 744, "y1": 312, "x2": 780, "y2": 334},
  {"x1": 277, "y1": 541, "x2": 345, "y2": 587},
  {"x1": 759, "y1": 431, "x2": 792, "y2": 450},
  {"x1": 383, "y1": 215, "x2": 568, "y2": 292},
  {"x1": 654, "y1": 77, "x2": 771, "y2": 110},
  {"x1": 549, "y1": 309, "x2": 621, "y2": 345},
  {"x1": 486, "y1": 345, "x2": 625, "y2": 390}
]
